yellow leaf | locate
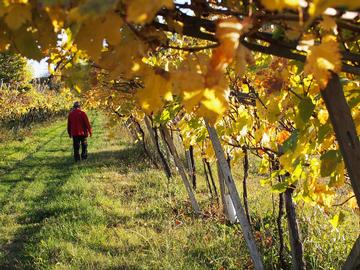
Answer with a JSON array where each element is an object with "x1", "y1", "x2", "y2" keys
[
  {"x1": 329, "y1": 211, "x2": 345, "y2": 228},
  {"x1": 102, "y1": 12, "x2": 123, "y2": 45},
  {"x1": 75, "y1": 12, "x2": 123, "y2": 60},
  {"x1": 233, "y1": 44, "x2": 253, "y2": 77},
  {"x1": 319, "y1": 15, "x2": 337, "y2": 33},
  {"x1": 13, "y1": 26, "x2": 43, "y2": 60},
  {"x1": 277, "y1": 130, "x2": 291, "y2": 144},
  {"x1": 126, "y1": 0, "x2": 173, "y2": 24},
  {"x1": 304, "y1": 35, "x2": 342, "y2": 89},
  {"x1": 33, "y1": 10, "x2": 57, "y2": 53},
  {"x1": 135, "y1": 70, "x2": 171, "y2": 114},
  {"x1": 206, "y1": 17, "x2": 248, "y2": 87},
  {"x1": 197, "y1": 88, "x2": 227, "y2": 125},
  {"x1": 182, "y1": 89, "x2": 203, "y2": 112},
  {"x1": 318, "y1": 109, "x2": 329, "y2": 124},
  {"x1": 309, "y1": 0, "x2": 360, "y2": 17},
  {"x1": 4, "y1": 4, "x2": 31, "y2": 30},
  {"x1": 99, "y1": 29, "x2": 146, "y2": 78},
  {"x1": 171, "y1": 71, "x2": 204, "y2": 96},
  {"x1": 261, "y1": 0, "x2": 299, "y2": 11}
]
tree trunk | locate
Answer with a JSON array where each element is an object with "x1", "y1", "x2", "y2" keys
[
  {"x1": 160, "y1": 126, "x2": 201, "y2": 215},
  {"x1": 285, "y1": 186, "x2": 305, "y2": 270},
  {"x1": 206, "y1": 123, "x2": 264, "y2": 270}
]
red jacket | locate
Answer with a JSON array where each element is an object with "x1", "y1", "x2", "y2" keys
[{"x1": 67, "y1": 108, "x2": 92, "y2": 137}]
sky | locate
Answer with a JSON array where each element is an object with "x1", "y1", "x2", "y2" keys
[{"x1": 28, "y1": 58, "x2": 49, "y2": 78}]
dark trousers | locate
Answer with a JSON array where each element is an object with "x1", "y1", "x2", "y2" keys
[{"x1": 73, "y1": 136, "x2": 88, "y2": 161}]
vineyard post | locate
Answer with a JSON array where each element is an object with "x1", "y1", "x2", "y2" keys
[
  {"x1": 320, "y1": 74, "x2": 360, "y2": 269},
  {"x1": 144, "y1": 116, "x2": 172, "y2": 180},
  {"x1": 189, "y1": 145, "x2": 197, "y2": 190},
  {"x1": 242, "y1": 148, "x2": 251, "y2": 224},
  {"x1": 206, "y1": 160, "x2": 219, "y2": 202},
  {"x1": 216, "y1": 160, "x2": 227, "y2": 213},
  {"x1": 202, "y1": 158, "x2": 214, "y2": 198},
  {"x1": 161, "y1": 126, "x2": 201, "y2": 215},
  {"x1": 125, "y1": 119, "x2": 140, "y2": 143},
  {"x1": 321, "y1": 73, "x2": 360, "y2": 206},
  {"x1": 130, "y1": 117, "x2": 159, "y2": 169},
  {"x1": 277, "y1": 185, "x2": 287, "y2": 269},
  {"x1": 342, "y1": 237, "x2": 360, "y2": 270},
  {"x1": 185, "y1": 148, "x2": 196, "y2": 190},
  {"x1": 206, "y1": 122, "x2": 264, "y2": 270},
  {"x1": 284, "y1": 185, "x2": 306, "y2": 270}
]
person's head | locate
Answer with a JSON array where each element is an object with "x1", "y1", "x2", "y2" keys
[{"x1": 73, "y1": 101, "x2": 80, "y2": 109}]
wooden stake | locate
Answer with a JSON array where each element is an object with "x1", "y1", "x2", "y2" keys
[
  {"x1": 285, "y1": 186, "x2": 305, "y2": 270},
  {"x1": 161, "y1": 126, "x2": 201, "y2": 215},
  {"x1": 320, "y1": 74, "x2": 360, "y2": 270},
  {"x1": 342, "y1": 236, "x2": 360, "y2": 270},
  {"x1": 321, "y1": 73, "x2": 360, "y2": 206},
  {"x1": 206, "y1": 122, "x2": 264, "y2": 270},
  {"x1": 144, "y1": 116, "x2": 172, "y2": 179}
]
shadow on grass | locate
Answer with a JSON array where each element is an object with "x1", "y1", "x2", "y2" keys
[{"x1": 0, "y1": 142, "x2": 149, "y2": 269}]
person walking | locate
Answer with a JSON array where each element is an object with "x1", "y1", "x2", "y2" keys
[{"x1": 67, "y1": 101, "x2": 92, "y2": 161}]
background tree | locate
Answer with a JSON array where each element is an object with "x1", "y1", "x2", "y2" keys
[{"x1": 0, "y1": 52, "x2": 31, "y2": 87}]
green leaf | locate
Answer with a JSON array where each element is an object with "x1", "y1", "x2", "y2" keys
[
  {"x1": 281, "y1": 129, "x2": 298, "y2": 153},
  {"x1": 159, "y1": 108, "x2": 171, "y2": 124},
  {"x1": 272, "y1": 26, "x2": 284, "y2": 40},
  {"x1": 329, "y1": 211, "x2": 345, "y2": 228},
  {"x1": 320, "y1": 150, "x2": 341, "y2": 177},
  {"x1": 271, "y1": 182, "x2": 288, "y2": 193},
  {"x1": 260, "y1": 178, "x2": 271, "y2": 186},
  {"x1": 318, "y1": 123, "x2": 332, "y2": 143},
  {"x1": 298, "y1": 97, "x2": 315, "y2": 123}
]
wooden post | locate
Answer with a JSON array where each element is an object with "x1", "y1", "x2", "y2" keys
[
  {"x1": 189, "y1": 145, "x2": 197, "y2": 190},
  {"x1": 161, "y1": 126, "x2": 201, "y2": 215},
  {"x1": 144, "y1": 116, "x2": 172, "y2": 180},
  {"x1": 285, "y1": 186, "x2": 305, "y2": 270},
  {"x1": 186, "y1": 149, "x2": 196, "y2": 189},
  {"x1": 216, "y1": 160, "x2": 227, "y2": 213},
  {"x1": 202, "y1": 158, "x2": 214, "y2": 197},
  {"x1": 320, "y1": 74, "x2": 360, "y2": 270},
  {"x1": 206, "y1": 160, "x2": 219, "y2": 201},
  {"x1": 321, "y1": 73, "x2": 360, "y2": 206},
  {"x1": 342, "y1": 236, "x2": 360, "y2": 270},
  {"x1": 243, "y1": 148, "x2": 251, "y2": 224},
  {"x1": 206, "y1": 123, "x2": 264, "y2": 270},
  {"x1": 130, "y1": 117, "x2": 159, "y2": 169}
]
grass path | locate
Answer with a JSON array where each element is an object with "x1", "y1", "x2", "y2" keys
[
  {"x1": 0, "y1": 113, "x2": 249, "y2": 270},
  {"x1": 0, "y1": 113, "x2": 357, "y2": 270}
]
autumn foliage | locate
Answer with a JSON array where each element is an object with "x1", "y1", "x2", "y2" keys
[{"x1": 0, "y1": 0, "x2": 359, "y2": 268}]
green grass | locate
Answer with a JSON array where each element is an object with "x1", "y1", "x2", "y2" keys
[
  {"x1": 0, "y1": 112, "x2": 358, "y2": 270},
  {"x1": 0, "y1": 113, "x2": 249, "y2": 270}
]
